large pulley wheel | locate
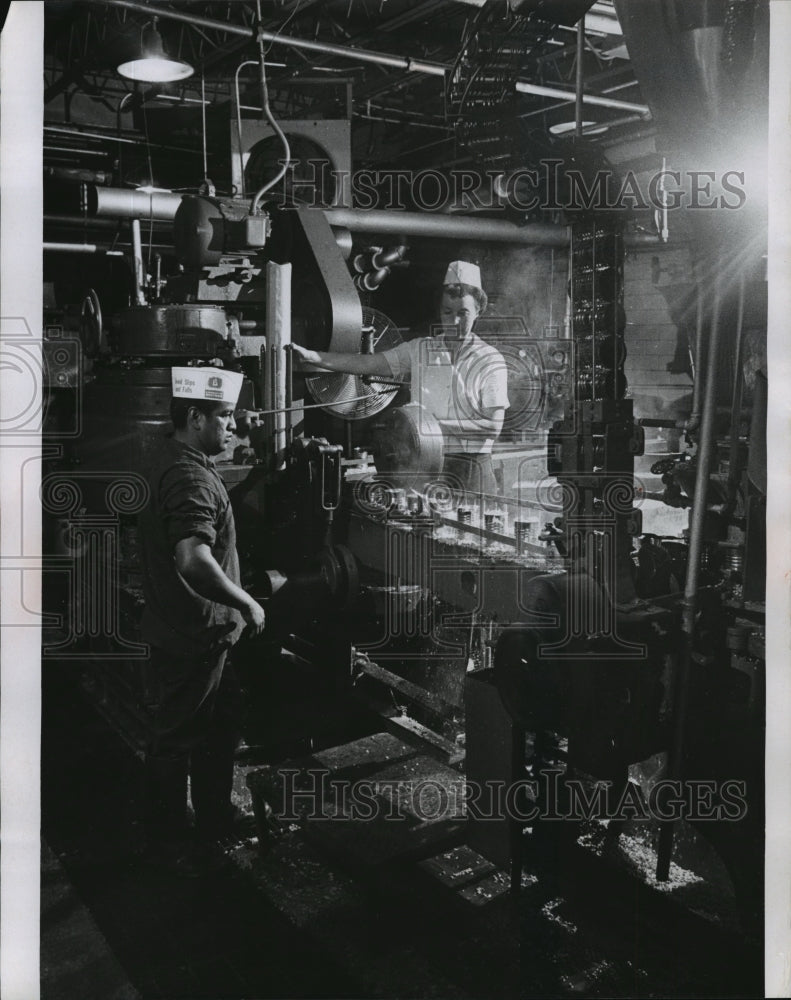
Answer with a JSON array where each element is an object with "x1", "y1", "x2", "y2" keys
[
  {"x1": 369, "y1": 401, "x2": 444, "y2": 478},
  {"x1": 304, "y1": 306, "x2": 403, "y2": 420},
  {"x1": 79, "y1": 288, "x2": 103, "y2": 358}
]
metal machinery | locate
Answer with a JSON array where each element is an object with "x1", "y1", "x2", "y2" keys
[{"x1": 40, "y1": 0, "x2": 766, "y2": 961}]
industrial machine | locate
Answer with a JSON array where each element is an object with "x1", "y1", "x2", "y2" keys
[{"x1": 40, "y1": 0, "x2": 766, "y2": 973}]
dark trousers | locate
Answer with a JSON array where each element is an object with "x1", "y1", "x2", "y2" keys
[{"x1": 144, "y1": 645, "x2": 242, "y2": 845}]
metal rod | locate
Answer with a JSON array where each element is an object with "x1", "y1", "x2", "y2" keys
[
  {"x1": 685, "y1": 258, "x2": 706, "y2": 432},
  {"x1": 130, "y1": 219, "x2": 147, "y2": 305},
  {"x1": 266, "y1": 261, "x2": 292, "y2": 470},
  {"x1": 515, "y1": 80, "x2": 649, "y2": 114},
  {"x1": 43, "y1": 242, "x2": 124, "y2": 255},
  {"x1": 656, "y1": 261, "x2": 726, "y2": 881},
  {"x1": 575, "y1": 16, "x2": 585, "y2": 138},
  {"x1": 727, "y1": 271, "x2": 747, "y2": 490},
  {"x1": 325, "y1": 208, "x2": 571, "y2": 247},
  {"x1": 285, "y1": 344, "x2": 294, "y2": 451},
  {"x1": 44, "y1": 123, "x2": 204, "y2": 155}
]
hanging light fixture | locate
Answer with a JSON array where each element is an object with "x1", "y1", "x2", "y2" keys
[{"x1": 117, "y1": 17, "x2": 193, "y2": 83}]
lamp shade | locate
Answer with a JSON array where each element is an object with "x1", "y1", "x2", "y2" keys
[{"x1": 117, "y1": 20, "x2": 193, "y2": 83}]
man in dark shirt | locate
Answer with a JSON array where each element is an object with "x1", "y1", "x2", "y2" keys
[{"x1": 138, "y1": 366, "x2": 266, "y2": 874}]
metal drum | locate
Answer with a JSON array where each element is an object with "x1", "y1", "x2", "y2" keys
[
  {"x1": 72, "y1": 366, "x2": 174, "y2": 504},
  {"x1": 109, "y1": 304, "x2": 232, "y2": 356},
  {"x1": 369, "y1": 402, "x2": 444, "y2": 478}
]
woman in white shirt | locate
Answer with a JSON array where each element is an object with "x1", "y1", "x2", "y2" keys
[{"x1": 292, "y1": 261, "x2": 509, "y2": 494}]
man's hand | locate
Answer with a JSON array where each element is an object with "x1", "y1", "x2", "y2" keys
[{"x1": 242, "y1": 598, "x2": 266, "y2": 636}]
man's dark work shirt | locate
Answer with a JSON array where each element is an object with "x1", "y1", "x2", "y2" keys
[{"x1": 138, "y1": 436, "x2": 244, "y2": 656}]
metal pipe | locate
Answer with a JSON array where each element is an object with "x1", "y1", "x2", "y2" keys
[
  {"x1": 266, "y1": 261, "x2": 292, "y2": 471},
  {"x1": 102, "y1": 0, "x2": 649, "y2": 114},
  {"x1": 285, "y1": 343, "x2": 294, "y2": 452},
  {"x1": 43, "y1": 242, "x2": 124, "y2": 255},
  {"x1": 325, "y1": 208, "x2": 571, "y2": 247},
  {"x1": 85, "y1": 185, "x2": 664, "y2": 250},
  {"x1": 44, "y1": 123, "x2": 204, "y2": 156},
  {"x1": 45, "y1": 166, "x2": 111, "y2": 184},
  {"x1": 656, "y1": 261, "x2": 726, "y2": 881},
  {"x1": 103, "y1": 0, "x2": 446, "y2": 75},
  {"x1": 44, "y1": 146, "x2": 108, "y2": 157},
  {"x1": 575, "y1": 16, "x2": 585, "y2": 138},
  {"x1": 727, "y1": 272, "x2": 747, "y2": 490},
  {"x1": 515, "y1": 80, "x2": 649, "y2": 114},
  {"x1": 681, "y1": 259, "x2": 707, "y2": 433},
  {"x1": 130, "y1": 219, "x2": 147, "y2": 305},
  {"x1": 88, "y1": 185, "x2": 184, "y2": 219},
  {"x1": 45, "y1": 214, "x2": 124, "y2": 229}
]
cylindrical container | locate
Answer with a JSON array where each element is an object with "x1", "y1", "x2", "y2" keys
[
  {"x1": 484, "y1": 510, "x2": 504, "y2": 534},
  {"x1": 514, "y1": 520, "x2": 534, "y2": 553},
  {"x1": 391, "y1": 488, "x2": 407, "y2": 514},
  {"x1": 456, "y1": 507, "x2": 472, "y2": 536},
  {"x1": 406, "y1": 493, "x2": 422, "y2": 515}
]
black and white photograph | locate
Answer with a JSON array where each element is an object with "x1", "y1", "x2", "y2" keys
[{"x1": 1, "y1": 0, "x2": 790, "y2": 997}]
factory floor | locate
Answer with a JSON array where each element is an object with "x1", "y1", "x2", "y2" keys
[
  {"x1": 41, "y1": 662, "x2": 762, "y2": 999},
  {"x1": 41, "y1": 663, "x2": 364, "y2": 1000}
]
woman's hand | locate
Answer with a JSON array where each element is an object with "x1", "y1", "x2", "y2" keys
[{"x1": 290, "y1": 343, "x2": 322, "y2": 366}]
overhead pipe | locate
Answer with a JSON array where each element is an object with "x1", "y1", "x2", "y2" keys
[
  {"x1": 87, "y1": 185, "x2": 184, "y2": 219},
  {"x1": 86, "y1": 185, "x2": 571, "y2": 245},
  {"x1": 45, "y1": 124, "x2": 205, "y2": 157},
  {"x1": 103, "y1": 0, "x2": 446, "y2": 76},
  {"x1": 325, "y1": 208, "x2": 571, "y2": 247},
  {"x1": 43, "y1": 243, "x2": 125, "y2": 255},
  {"x1": 87, "y1": 185, "x2": 665, "y2": 249},
  {"x1": 101, "y1": 0, "x2": 650, "y2": 116},
  {"x1": 515, "y1": 80, "x2": 649, "y2": 115}
]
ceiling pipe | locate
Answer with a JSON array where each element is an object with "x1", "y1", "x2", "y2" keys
[
  {"x1": 515, "y1": 80, "x2": 648, "y2": 114},
  {"x1": 101, "y1": 0, "x2": 650, "y2": 116},
  {"x1": 102, "y1": 0, "x2": 446, "y2": 76}
]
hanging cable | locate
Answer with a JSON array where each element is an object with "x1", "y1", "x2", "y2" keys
[{"x1": 250, "y1": 0, "x2": 291, "y2": 215}]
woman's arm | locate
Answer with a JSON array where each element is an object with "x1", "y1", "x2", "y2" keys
[
  {"x1": 439, "y1": 406, "x2": 505, "y2": 439},
  {"x1": 291, "y1": 342, "x2": 393, "y2": 377}
]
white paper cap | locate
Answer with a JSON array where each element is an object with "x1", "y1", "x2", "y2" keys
[
  {"x1": 171, "y1": 366, "x2": 244, "y2": 405},
  {"x1": 443, "y1": 260, "x2": 482, "y2": 289}
]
